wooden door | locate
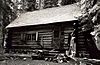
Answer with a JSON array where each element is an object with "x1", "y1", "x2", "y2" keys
[{"x1": 53, "y1": 26, "x2": 64, "y2": 50}]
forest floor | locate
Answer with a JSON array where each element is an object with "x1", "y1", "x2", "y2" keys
[
  {"x1": 0, "y1": 53, "x2": 99, "y2": 65},
  {"x1": 0, "y1": 59, "x2": 77, "y2": 65}
]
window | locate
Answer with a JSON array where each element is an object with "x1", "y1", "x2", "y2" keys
[
  {"x1": 32, "y1": 34, "x2": 36, "y2": 40},
  {"x1": 25, "y1": 33, "x2": 36, "y2": 41},
  {"x1": 26, "y1": 34, "x2": 32, "y2": 40},
  {"x1": 21, "y1": 32, "x2": 39, "y2": 42}
]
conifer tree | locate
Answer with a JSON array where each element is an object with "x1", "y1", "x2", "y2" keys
[
  {"x1": 0, "y1": 0, "x2": 17, "y2": 51},
  {"x1": 76, "y1": 0, "x2": 100, "y2": 58}
]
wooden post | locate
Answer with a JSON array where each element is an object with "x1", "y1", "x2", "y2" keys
[{"x1": 36, "y1": 32, "x2": 38, "y2": 41}]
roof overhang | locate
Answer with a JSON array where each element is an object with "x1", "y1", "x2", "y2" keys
[{"x1": 6, "y1": 3, "x2": 82, "y2": 28}]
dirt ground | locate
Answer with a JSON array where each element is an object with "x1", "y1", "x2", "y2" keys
[
  {"x1": 0, "y1": 54, "x2": 94, "y2": 65},
  {"x1": 0, "y1": 59, "x2": 77, "y2": 65}
]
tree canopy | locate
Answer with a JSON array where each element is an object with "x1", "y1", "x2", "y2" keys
[{"x1": 77, "y1": 0, "x2": 100, "y2": 33}]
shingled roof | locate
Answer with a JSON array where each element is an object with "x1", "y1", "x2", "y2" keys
[{"x1": 6, "y1": 3, "x2": 82, "y2": 28}]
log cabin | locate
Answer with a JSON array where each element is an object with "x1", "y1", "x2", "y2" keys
[{"x1": 5, "y1": 4, "x2": 83, "y2": 57}]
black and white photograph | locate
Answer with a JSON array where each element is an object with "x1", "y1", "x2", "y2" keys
[{"x1": 0, "y1": 0, "x2": 100, "y2": 65}]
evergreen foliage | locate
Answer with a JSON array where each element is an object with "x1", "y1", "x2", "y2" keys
[{"x1": 78, "y1": 0, "x2": 100, "y2": 32}]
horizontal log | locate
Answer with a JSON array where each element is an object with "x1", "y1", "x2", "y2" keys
[
  {"x1": 77, "y1": 39, "x2": 85, "y2": 41},
  {"x1": 63, "y1": 47, "x2": 69, "y2": 49},
  {"x1": 38, "y1": 32, "x2": 52, "y2": 35},
  {"x1": 43, "y1": 37, "x2": 52, "y2": 39},
  {"x1": 12, "y1": 40, "x2": 20, "y2": 42},
  {"x1": 12, "y1": 32, "x2": 21, "y2": 34},
  {"x1": 44, "y1": 46, "x2": 52, "y2": 48},
  {"x1": 43, "y1": 44, "x2": 51, "y2": 46},
  {"x1": 78, "y1": 42, "x2": 85, "y2": 44},
  {"x1": 12, "y1": 37, "x2": 21, "y2": 39},
  {"x1": 12, "y1": 42, "x2": 20, "y2": 45},
  {"x1": 64, "y1": 33, "x2": 70, "y2": 36},
  {"x1": 43, "y1": 42, "x2": 52, "y2": 44},
  {"x1": 78, "y1": 36, "x2": 85, "y2": 38},
  {"x1": 26, "y1": 42, "x2": 36, "y2": 45},
  {"x1": 64, "y1": 39, "x2": 68, "y2": 42},
  {"x1": 78, "y1": 48, "x2": 87, "y2": 50},
  {"x1": 12, "y1": 44, "x2": 39, "y2": 47},
  {"x1": 64, "y1": 43, "x2": 68, "y2": 45},
  {"x1": 64, "y1": 36, "x2": 68, "y2": 38},
  {"x1": 64, "y1": 42, "x2": 68, "y2": 44},
  {"x1": 38, "y1": 39, "x2": 52, "y2": 42},
  {"x1": 12, "y1": 34, "x2": 21, "y2": 36},
  {"x1": 64, "y1": 30, "x2": 73, "y2": 33},
  {"x1": 39, "y1": 35, "x2": 52, "y2": 37},
  {"x1": 38, "y1": 38, "x2": 52, "y2": 40},
  {"x1": 64, "y1": 27, "x2": 73, "y2": 30}
]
